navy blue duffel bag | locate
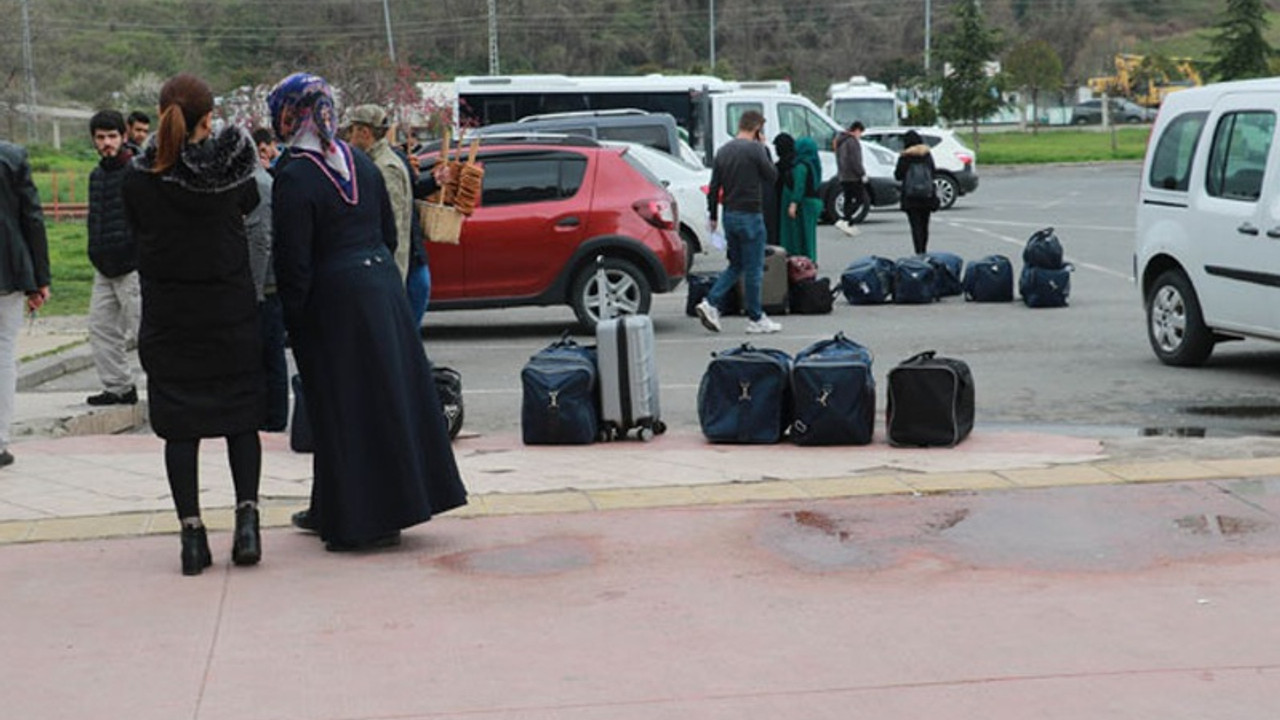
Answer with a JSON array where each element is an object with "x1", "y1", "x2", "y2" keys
[
  {"x1": 698, "y1": 344, "x2": 793, "y2": 444},
  {"x1": 790, "y1": 332, "x2": 876, "y2": 446}
]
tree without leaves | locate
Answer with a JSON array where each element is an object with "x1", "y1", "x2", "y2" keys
[
  {"x1": 1004, "y1": 39, "x2": 1062, "y2": 134},
  {"x1": 1208, "y1": 0, "x2": 1273, "y2": 81},
  {"x1": 936, "y1": 0, "x2": 1004, "y2": 151}
]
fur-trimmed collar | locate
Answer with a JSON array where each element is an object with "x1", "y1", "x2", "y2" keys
[
  {"x1": 133, "y1": 126, "x2": 258, "y2": 193},
  {"x1": 902, "y1": 144, "x2": 931, "y2": 158}
]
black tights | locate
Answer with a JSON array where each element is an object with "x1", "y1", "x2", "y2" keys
[
  {"x1": 906, "y1": 208, "x2": 931, "y2": 255},
  {"x1": 165, "y1": 432, "x2": 261, "y2": 520}
]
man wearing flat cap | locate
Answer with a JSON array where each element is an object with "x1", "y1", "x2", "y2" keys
[{"x1": 344, "y1": 104, "x2": 413, "y2": 283}]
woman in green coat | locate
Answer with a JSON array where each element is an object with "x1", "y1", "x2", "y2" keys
[{"x1": 779, "y1": 136, "x2": 823, "y2": 262}]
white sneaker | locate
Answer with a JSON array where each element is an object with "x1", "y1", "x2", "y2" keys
[
  {"x1": 744, "y1": 314, "x2": 782, "y2": 334},
  {"x1": 695, "y1": 298, "x2": 722, "y2": 332},
  {"x1": 836, "y1": 220, "x2": 860, "y2": 237}
]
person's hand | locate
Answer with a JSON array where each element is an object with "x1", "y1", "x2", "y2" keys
[
  {"x1": 408, "y1": 153, "x2": 421, "y2": 174},
  {"x1": 788, "y1": 203, "x2": 797, "y2": 219},
  {"x1": 432, "y1": 162, "x2": 453, "y2": 187},
  {"x1": 26, "y1": 286, "x2": 49, "y2": 313}
]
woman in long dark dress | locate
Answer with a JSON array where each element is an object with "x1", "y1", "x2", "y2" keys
[
  {"x1": 122, "y1": 74, "x2": 264, "y2": 576},
  {"x1": 267, "y1": 73, "x2": 467, "y2": 551}
]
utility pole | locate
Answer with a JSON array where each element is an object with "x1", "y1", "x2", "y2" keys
[
  {"x1": 709, "y1": 0, "x2": 716, "y2": 72},
  {"x1": 20, "y1": 0, "x2": 38, "y2": 141},
  {"x1": 924, "y1": 0, "x2": 932, "y2": 74},
  {"x1": 488, "y1": 0, "x2": 500, "y2": 75},
  {"x1": 381, "y1": 0, "x2": 397, "y2": 64}
]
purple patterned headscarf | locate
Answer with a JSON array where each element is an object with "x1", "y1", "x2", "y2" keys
[{"x1": 267, "y1": 72, "x2": 357, "y2": 204}]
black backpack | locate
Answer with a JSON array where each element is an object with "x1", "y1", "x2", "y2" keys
[{"x1": 903, "y1": 161, "x2": 934, "y2": 200}]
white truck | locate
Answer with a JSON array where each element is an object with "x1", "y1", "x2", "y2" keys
[{"x1": 823, "y1": 76, "x2": 901, "y2": 129}]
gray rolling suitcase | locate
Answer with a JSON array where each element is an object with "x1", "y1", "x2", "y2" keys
[
  {"x1": 738, "y1": 244, "x2": 789, "y2": 315},
  {"x1": 596, "y1": 315, "x2": 666, "y2": 441}
]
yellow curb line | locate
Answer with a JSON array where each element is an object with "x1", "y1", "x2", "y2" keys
[{"x1": 2, "y1": 460, "x2": 1279, "y2": 546}]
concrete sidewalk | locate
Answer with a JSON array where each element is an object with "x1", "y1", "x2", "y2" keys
[
  {"x1": 6, "y1": 317, "x2": 1280, "y2": 718},
  {"x1": 4, "y1": 478, "x2": 1280, "y2": 719}
]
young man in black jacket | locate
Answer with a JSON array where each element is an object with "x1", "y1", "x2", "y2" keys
[{"x1": 86, "y1": 110, "x2": 141, "y2": 405}]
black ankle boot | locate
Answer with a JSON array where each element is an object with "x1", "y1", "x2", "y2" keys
[
  {"x1": 232, "y1": 504, "x2": 261, "y2": 566},
  {"x1": 181, "y1": 525, "x2": 212, "y2": 576}
]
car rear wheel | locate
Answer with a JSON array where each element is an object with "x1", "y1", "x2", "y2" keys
[
  {"x1": 933, "y1": 174, "x2": 959, "y2": 210},
  {"x1": 822, "y1": 181, "x2": 868, "y2": 225},
  {"x1": 570, "y1": 256, "x2": 652, "y2": 329},
  {"x1": 1146, "y1": 269, "x2": 1214, "y2": 366}
]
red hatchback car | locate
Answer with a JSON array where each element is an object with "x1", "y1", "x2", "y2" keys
[{"x1": 418, "y1": 136, "x2": 686, "y2": 327}]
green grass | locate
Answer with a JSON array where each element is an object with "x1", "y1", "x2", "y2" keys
[
  {"x1": 962, "y1": 127, "x2": 1152, "y2": 165},
  {"x1": 43, "y1": 221, "x2": 93, "y2": 317}
]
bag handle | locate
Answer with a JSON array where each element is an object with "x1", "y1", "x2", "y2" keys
[{"x1": 902, "y1": 350, "x2": 937, "y2": 364}]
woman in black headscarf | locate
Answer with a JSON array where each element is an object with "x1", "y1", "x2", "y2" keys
[{"x1": 764, "y1": 133, "x2": 796, "y2": 248}]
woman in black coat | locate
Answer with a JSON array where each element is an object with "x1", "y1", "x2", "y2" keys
[
  {"x1": 122, "y1": 74, "x2": 265, "y2": 576},
  {"x1": 894, "y1": 129, "x2": 940, "y2": 255},
  {"x1": 267, "y1": 73, "x2": 467, "y2": 551}
]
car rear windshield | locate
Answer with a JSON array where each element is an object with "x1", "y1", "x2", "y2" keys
[
  {"x1": 618, "y1": 149, "x2": 667, "y2": 190},
  {"x1": 598, "y1": 124, "x2": 672, "y2": 153}
]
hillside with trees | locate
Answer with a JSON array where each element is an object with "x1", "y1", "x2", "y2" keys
[{"x1": 0, "y1": 0, "x2": 1257, "y2": 128}]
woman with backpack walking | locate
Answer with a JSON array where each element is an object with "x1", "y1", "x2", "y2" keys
[{"x1": 894, "y1": 130, "x2": 939, "y2": 255}]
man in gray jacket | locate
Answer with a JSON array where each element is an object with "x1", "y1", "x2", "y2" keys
[
  {"x1": 0, "y1": 140, "x2": 51, "y2": 467},
  {"x1": 835, "y1": 121, "x2": 869, "y2": 236}
]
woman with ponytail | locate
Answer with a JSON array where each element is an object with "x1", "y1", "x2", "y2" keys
[
  {"x1": 267, "y1": 73, "x2": 466, "y2": 552},
  {"x1": 121, "y1": 73, "x2": 266, "y2": 576}
]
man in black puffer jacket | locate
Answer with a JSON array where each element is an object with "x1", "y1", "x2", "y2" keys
[{"x1": 86, "y1": 110, "x2": 141, "y2": 406}]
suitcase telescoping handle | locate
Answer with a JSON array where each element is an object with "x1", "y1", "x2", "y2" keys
[{"x1": 903, "y1": 350, "x2": 937, "y2": 364}]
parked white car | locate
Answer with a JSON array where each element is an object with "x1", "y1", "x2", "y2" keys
[
  {"x1": 605, "y1": 141, "x2": 712, "y2": 269},
  {"x1": 861, "y1": 126, "x2": 979, "y2": 209}
]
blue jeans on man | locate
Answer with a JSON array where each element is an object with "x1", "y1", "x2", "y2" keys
[
  {"x1": 708, "y1": 210, "x2": 765, "y2": 321},
  {"x1": 406, "y1": 256, "x2": 431, "y2": 330}
]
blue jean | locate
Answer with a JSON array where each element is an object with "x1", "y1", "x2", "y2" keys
[
  {"x1": 406, "y1": 257, "x2": 431, "y2": 329},
  {"x1": 708, "y1": 210, "x2": 766, "y2": 321}
]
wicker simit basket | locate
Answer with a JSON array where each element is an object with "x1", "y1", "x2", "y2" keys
[{"x1": 417, "y1": 200, "x2": 463, "y2": 244}]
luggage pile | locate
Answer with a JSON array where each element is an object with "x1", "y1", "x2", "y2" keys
[
  {"x1": 521, "y1": 317, "x2": 667, "y2": 444},
  {"x1": 1018, "y1": 226, "x2": 1074, "y2": 308},
  {"x1": 825, "y1": 229, "x2": 1074, "y2": 309},
  {"x1": 697, "y1": 334, "x2": 974, "y2": 448}
]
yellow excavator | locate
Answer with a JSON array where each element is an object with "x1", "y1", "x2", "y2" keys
[{"x1": 1088, "y1": 53, "x2": 1202, "y2": 108}]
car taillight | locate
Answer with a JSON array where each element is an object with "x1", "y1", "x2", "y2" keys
[
  {"x1": 955, "y1": 151, "x2": 974, "y2": 166},
  {"x1": 633, "y1": 198, "x2": 676, "y2": 230},
  {"x1": 700, "y1": 184, "x2": 710, "y2": 195}
]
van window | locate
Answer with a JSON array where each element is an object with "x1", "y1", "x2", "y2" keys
[
  {"x1": 1148, "y1": 112, "x2": 1207, "y2": 191},
  {"x1": 480, "y1": 155, "x2": 587, "y2": 206},
  {"x1": 1206, "y1": 111, "x2": 1275, "y2": 201},
  {"x1": 598, "y1": 125, "x2": 671, "y2": 152},
  {"x1": 726, "y1": 102, "x2": 764, "y2": 136},
  {"x1": 778, "y1": 103, "x2": 838, "y2": 149}
]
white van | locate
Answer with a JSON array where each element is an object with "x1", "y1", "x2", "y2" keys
[{"x1": 1136, "y1": 78, "x2": 1280, "y2": 366}]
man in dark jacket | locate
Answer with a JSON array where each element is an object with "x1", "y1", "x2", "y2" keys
[
  {"x1": 85, "y1": 110, "x2": 141, "y2": 405},
  {"x1": 696, "y1": 110, "x2": 780, "y2": 334},
  {"x1": 0, "y1": 140, "x2": 52, "y2": 467},
  {"x1": 835, "y1": 121, "x2": 868, "y2": 236}
]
